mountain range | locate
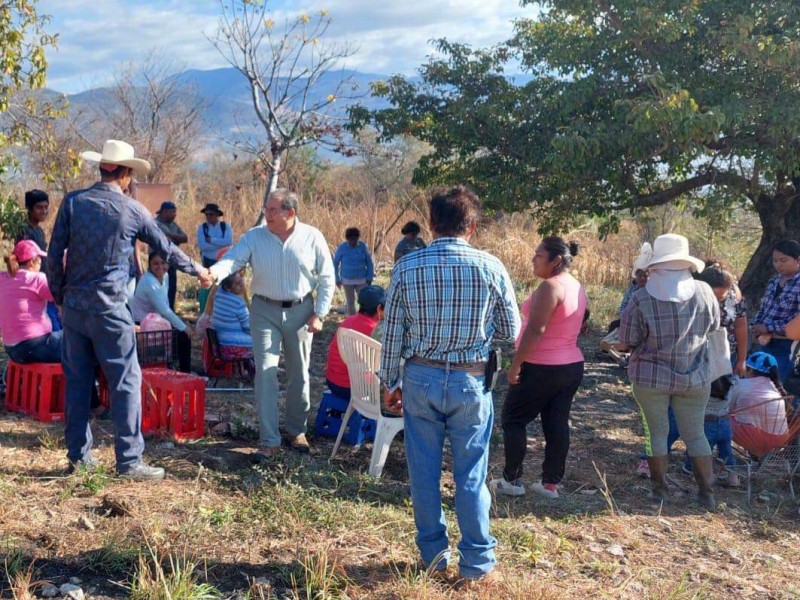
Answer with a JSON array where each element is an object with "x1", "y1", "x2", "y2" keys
[{"x1": 60, "y1": 67, "x2": 394, "y2": 152}]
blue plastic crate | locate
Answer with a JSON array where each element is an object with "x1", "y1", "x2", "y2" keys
[{"x1": 314, "y1": 390, "x2": 376, "y2": 446}]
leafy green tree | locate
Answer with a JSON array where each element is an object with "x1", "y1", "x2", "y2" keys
[
  {"x1": 350, "y1": 0, "x2": 800, "y2": 301},
  {"x1": 0, "y1": 0, "x2": 58, "y2": 246}
]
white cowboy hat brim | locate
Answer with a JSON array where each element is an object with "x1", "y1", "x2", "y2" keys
[
  {"x1": 646, "y1": 254, "x2": 705, "y2": 273},
  {"x1": 80, "y1": 150, "x2": 151, "y2": 177}
]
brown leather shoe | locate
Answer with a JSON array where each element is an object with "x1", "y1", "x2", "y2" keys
[
  {"x1": 287, "y1": 433, "x2": 310, "y2": 454},
  {"x1": 253, "y1": 446, "x2": 282, "y2": 463},
  {"x1": 453, "y1": 569, "x2": 500, "y2": 591}
]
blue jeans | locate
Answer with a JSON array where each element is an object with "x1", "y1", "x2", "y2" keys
[
  {"x1": 401, "y1": 362, "x2": 495, "y2": 579},
  {"x1": 62, "y1": 307, "x2": 144, "y2": 471},
  {"x1": 6, "y1": 331, "x2": 62, "y2": 363},
  {"x1": 683, "y1": 418, "x2": 735, "y2": 472}
]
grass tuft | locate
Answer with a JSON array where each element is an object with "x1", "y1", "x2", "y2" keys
[{"x1": 128, "y1": 551, "x2": 221, "y2": 600}]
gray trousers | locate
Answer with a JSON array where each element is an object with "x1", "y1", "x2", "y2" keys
[
  {"x1": 343, "y1": 283, "x2": 366, "y2": 316},
  {"x1": 250, "y1": 295, "x2": 315, "y2": 447},
  {"x1": 62, "y1": 306, "x2": 144, "y2": 470},
  {"x1": 632, "y1": 383, "x2": 712, "y2": 458}
]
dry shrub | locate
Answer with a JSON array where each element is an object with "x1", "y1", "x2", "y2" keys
[{"x1": 176, "y1": 161, "x2": 640, "y2": 289}]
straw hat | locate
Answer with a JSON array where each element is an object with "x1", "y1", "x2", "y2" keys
[
  {"x1": 80, "y1": 140, "x2": 151, "y2": 177},
  {"x1": 644, "y1": 234, "x2": 705, "y2": 273}
]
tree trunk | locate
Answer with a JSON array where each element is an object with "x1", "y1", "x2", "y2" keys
[
  {"x1": 263, "y1": 152, "x2": 282, "y2": 203},
  {"x1": 739, "y1": 191, "x2": 800, "y2": 308},
  {"x1": 255, "y1": 152, "x2": 283, "y2": 227}
]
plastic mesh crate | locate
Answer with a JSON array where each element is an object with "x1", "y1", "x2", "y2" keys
[{"x1": 136, "y1": 329, "x2": 177, "y2": 368}]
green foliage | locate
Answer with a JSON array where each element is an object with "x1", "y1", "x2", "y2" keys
[
  {"x1": 129, "y1": 552, "x2": 221, "y2": 600},
  {"x1": 350, "y1": 0, "x2": 800, "y2": 241},
  {"x1": 0, "y1": 1, "x2": 58, "y2": 178},
  {"x1": 0, "y1": 194, "x2": 26, "y2": 248}
]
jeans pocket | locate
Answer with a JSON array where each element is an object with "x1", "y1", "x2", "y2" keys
[
  {"x1": 461, "y1": 377, "x2": 490, "y2": 425},
  {"x1": 402, "y1": 372, "x2": 431, "y2": 419}
]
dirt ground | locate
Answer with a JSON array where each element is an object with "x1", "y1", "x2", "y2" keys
[{"x1": 1, "y1": 312, "x2": 799, "y2": 599}]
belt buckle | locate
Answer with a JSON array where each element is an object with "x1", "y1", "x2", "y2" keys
[{"x1": 281, "y1": 300, "x2": 293, "y2": 308}]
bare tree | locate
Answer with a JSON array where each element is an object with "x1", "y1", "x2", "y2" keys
[
  {"x1": 352, "y1": 130, "x2": 429, "y2": 254},
  {"x1": 94, "y1": 51, "x2": 207, "y2": 183},
  {"x1": 209, "y1": 1, "x2": 358, "y2": 199}
]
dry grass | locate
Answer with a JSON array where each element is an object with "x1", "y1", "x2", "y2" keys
[{"x1": 1, "y1": 319, "x2": 800, "y2": 598}]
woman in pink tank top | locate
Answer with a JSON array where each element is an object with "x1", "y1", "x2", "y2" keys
[{"x1": 491, "y1": 237, "x2": 588, "y2": 499}]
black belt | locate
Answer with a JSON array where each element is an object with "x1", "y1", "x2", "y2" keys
[
  {"x1": 254, "y1": 294, "x2": 310, "y2": 308},
  {"x1": 408, "y1": 356, "x2": 486, "y2": 375}
]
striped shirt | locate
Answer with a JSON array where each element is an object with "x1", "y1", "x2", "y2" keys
[
  {"x1": 209, "y1": 221, "x2": 335, "y2": 318},
  {"x1": 212, "y1": 288, "x2": 252, "y2": 347},
  {"x1": 619, "y1": 281, "x2": 720, "y2": 391},
  {"x1": 753, "y1": 273, "x2": 800, "y2": 335},
  {"x1": 379, "y1": 236, "x2": 521, "y2": 389}
]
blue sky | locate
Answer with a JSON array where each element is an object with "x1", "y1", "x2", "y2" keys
[{"x1": 38, "y1": 0, "x2": 532, "y2": 93}]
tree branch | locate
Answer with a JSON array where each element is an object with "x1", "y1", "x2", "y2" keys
[{"x1": 632, "y1": 169, "x2": 752, "y2": 207}]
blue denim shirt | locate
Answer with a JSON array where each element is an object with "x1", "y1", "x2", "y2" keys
[
  {"x1": 47, "y1": 182, "x2": 201, "y2": 313},
  {"x1": 332, "y1": 240, "x2": 374, "y2": 283}
]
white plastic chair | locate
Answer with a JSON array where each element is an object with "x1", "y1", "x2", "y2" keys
[{"x1": 330, "y1": 328, "x2": 404, "y2": 478}]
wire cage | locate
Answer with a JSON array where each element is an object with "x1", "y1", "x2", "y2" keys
[
  {"x1": 729, "y1": 397, "x2": 800, "y2": 502},
  {"x1": 135, "y1": 329, "x2": 177, "y2": 368}
]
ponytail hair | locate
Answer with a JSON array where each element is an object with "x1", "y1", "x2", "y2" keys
[
  {"x1": 759, "y1": 365, "x2": 789, "y2": 397},
  {"x1": 541, "y1": 236, "x2": 579, "y2": 274},
  {"x1": 4, "y1": 253, "x2": 20, "y2": 276}
]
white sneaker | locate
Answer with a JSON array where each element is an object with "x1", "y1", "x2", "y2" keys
[
  {"x1": 532, "y1": 481, "x2": 559, "y2": 499},
  {"x1": 490, "y1": 478, "x2": 526, "y2": 497}
]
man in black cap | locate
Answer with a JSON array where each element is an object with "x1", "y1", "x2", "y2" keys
[
  {"x1": 197, "y1": 203, "x2": 233, "y2": 268},
  {"x1": 154, "y1": 201, "x2": 188, "y2": 309}
]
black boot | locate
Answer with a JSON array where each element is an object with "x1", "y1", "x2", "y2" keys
[
  {"x1": 647, "y1": 455, "x2": 669, "y2": 502},
  {"x1": 690, "y1": 455, "x2": 716, "y2": 511}
]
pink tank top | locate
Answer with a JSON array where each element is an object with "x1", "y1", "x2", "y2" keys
[{"x1": 516, "y1": 272, "x2": 587, "y2": 365}]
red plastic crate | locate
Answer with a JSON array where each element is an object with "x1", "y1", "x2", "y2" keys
[
  {"x1": 140, "y1": 368, "x2": 205, "y2": 440},
  {"x1": 4, "y1": 362, "x2": 66, "y2": 422}
]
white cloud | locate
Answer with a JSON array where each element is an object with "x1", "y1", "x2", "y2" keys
[{"x1": 39, "y1": 0, "x2": 532, "y2": 92}]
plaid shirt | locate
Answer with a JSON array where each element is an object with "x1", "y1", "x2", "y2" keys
[
  {"x1": 618, "y1": 281, "x2": 720, "y2": 391},
  {"x1": 379, "y1": 237, "x2": 521, "y2": 389},
  {"x1": 753, "y1": 273, "x2": 800, "y2": 335}
]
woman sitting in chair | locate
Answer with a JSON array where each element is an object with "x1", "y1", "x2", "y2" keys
[
  {"x1": 130, "y1": 250, "x2": 193, "y2": 372},
  {"x1": 211, "y1": 273, "x2": 254, "y2": 378},
  {"x1": 325, "y1": 285, "x2": 385, "y2": 400},
  {"x1": 730, "y1": 352, "x2": 790, "y2": 436}
]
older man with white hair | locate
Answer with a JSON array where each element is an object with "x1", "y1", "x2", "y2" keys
[
  {"x1": 48, "y1": 140, "x2": 212, "y2": 481},
  {"x1": 210, "y1": 188, "x2": 335, "y2": 460}
]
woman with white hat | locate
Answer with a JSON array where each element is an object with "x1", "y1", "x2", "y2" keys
[{"x1": 619, "y1": 234, "x2": 721, "y2": 509}]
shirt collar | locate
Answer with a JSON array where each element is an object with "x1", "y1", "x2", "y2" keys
[
  {"x1": 429, "y1": 236, "x2": 471, "y2": 248},
  {"x1": 93, "y1": 181, "x2": 125, "y2": 194}
]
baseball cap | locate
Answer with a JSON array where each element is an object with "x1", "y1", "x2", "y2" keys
[
  {"x1": 157, "y1": 201, "x2": 177, "y2": 213},
  {"x1": 745, "y1": 351, "x2": 779, "y2": 375},
  {"x1": 358, "y1": 285, "x2": 386, "y2": 310},
  {"x1": 12, "y1": 239, "x2": 47, "y2": 263}
]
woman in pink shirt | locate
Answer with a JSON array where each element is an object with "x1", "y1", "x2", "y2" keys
[
  {"x1": 0, "y1": 240, "x2": 61, "y2": 363},
  {"x1": 491, "y1": 237, "x2": 588, "y2": 499}
]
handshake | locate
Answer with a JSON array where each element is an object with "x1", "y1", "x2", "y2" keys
[{"x1": 197, "y1": 268, "x2": 215, "y2": 289}]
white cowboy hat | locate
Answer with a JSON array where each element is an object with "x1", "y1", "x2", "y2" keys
[
  {"x1": 644, "y1": 233, "x2": 705, "y2": 273},
  {"x1": 631, "y1": 242, "x2": 652, "y2": 279},
  {"x1": 80, "y1": 140, "x2": 151, "y2": 177}
]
